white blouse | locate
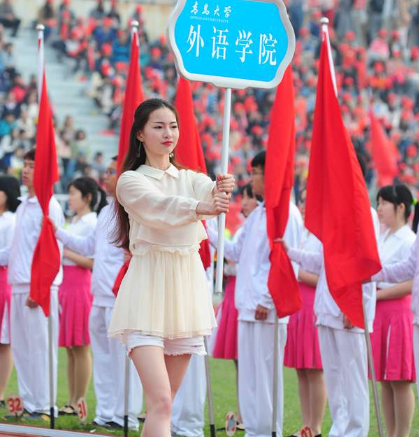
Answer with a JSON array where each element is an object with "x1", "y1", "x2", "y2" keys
[
  {"x1": 0, "y1": 211, "x2": 15, "y2": 266},
  {"x1": 116, "y1": 164, "x2": 216, "y2": 252},
  {"x1": 376, "y1": 224, "x2": 416, "y2": 289},
  {"x1": 63, "y1": 212, "x2": 98, "y2": 266}
]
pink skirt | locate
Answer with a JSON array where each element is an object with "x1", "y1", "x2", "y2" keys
[
  {"x1": 0, "y1": 267, "x2": 10, "y2": 344},
  {"x1": 284, "y1": 283, "x2": 323, "y2": 370},
  {"x1": 59, "y1": 265, "x2": 93, "y2": 347},
  {"x1": 212, "y1": 276, "x2": 238, "y2": 360},
  {"x1": 371, "y1": 295, "x2": 415, "y2": 381}
]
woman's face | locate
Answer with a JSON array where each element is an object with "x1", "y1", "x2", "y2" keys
[
  {"x1": 137, "y1": 107, "x2": 179, "y2": 160},
  {"x1": 241, "y1": 191, "x2": 258, "y2": 218},
  {"x1": 377, "y1": 197, "x2": 402, "y2": 228},
  {"x1": 298, "y1": 190, "x2": 306, "y2": 219},
  {"x1": 68, "y1": 185, "x2": 90, "y2": 214},
  {"x1": 0, "y1": 191, "x2": 8, "y2": 211}
]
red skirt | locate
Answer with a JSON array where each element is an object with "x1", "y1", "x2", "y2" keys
[
  {"x1": 212, "y1": 276, "x2": 238, "y2": 360},
  {"x1": 59, "y1": 265, "x2": 92, "y2": 347},
  {"x1": 0, "y1": 267, "x2": 10, "y2": 344},
  {"x1": 371, "y1": 295, "x2": 415, "y2": 381},
  {"x1": 284, "y1": 283, "x2": 322, "y2": 370}
]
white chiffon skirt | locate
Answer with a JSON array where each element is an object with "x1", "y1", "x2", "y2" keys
[{"x1": 108, "y1": 243, "x2": 217, "y2": 343}]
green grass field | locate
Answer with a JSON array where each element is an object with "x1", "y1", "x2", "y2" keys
[{"x1": 1, "y1": 349, "x2": 419, "y2": 436}]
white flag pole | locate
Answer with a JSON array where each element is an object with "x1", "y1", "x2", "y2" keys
[
  {"x1": 37, "y1": 23, "x2": 55, "y2": 429},
  {"x1": 122, "y1": 20, "x2": 140, "y2": 437},
  {"x1": 321, "y1": 16, "x2": 383, "y2": 437},
  {"x1": 271, "y1": 316, "x2": 280, "y2": 436},
  {"x1": 215, "y1": 87, "x2": 232, "y2": 294}
]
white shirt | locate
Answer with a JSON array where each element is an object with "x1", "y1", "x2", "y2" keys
[
  {"x1": 116, "y1": 165, "x2": 215, "y2": 250},
  {"x1": 63, "y1": 212, "x2": 98, "y2": 266},
  {"x1": 0, "y1": 211, "x2": 16, "y2": 266},
  {"x1": 288, "y1": 207, "x2": 380, "y2": 332},
  {"x1": 376, "y1": 224, "x2": 416, "y2": 290},
  {"x1": 56, "y1": 201, "x2": 124, "y2": 307},
  {"x1": 373, "y1": 229, "x2": 419, "y2": 324},
  {"x1": 208, "y1": 202, "x2": 303, "y2": 323},
  {"x1": 8, "y1": 196, "x2": 65, "y2": 292}
]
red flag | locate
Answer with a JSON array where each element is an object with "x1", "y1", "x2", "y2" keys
[
  {"x1": 305, "y1": 28, "x2": 381, "y2": 329},
  {"x1": 113, "y1": 30, "x2": 145, "y2": 295},
  {"x1": 265, "y1": 67, "x2": 301, "y2": 317},
  {"x1": 369, "y1": 111, "x2": 399, "y2": 186},
  {"x1": 174, "y1": 77, "x2": 211, "y2": 268},
  {"x1": 116, "y1": 30, "x2": 145, "y2": 174},
  {"x1": 30, "y1": 73, "x2": 60, "y2": 317}
]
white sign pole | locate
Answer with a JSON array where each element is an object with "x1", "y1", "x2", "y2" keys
[{"x1": 215, "y1": 88, "x2": 232, "y2": 294}]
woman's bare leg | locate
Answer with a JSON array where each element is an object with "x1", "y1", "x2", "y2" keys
[
  {"x1": 71, "y1": 346, "x2": 92, "y2": 407},
  {"x1": 307, "y1": 369, "x2": 327, "y2": 435},
  {"x1": 131, "y1": 346, "x2": 173, "y2": 437},
  {"x1": 392, "y1": 381, "x2": 415, "y2": 437},
  {"x1": 0, "y1": 344, "x2": 12, "y2": 401}
]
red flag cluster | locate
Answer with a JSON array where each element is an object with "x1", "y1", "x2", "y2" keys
[
  {"x1": 265, "y1": 67, "x2": 301, "y2": 317},
  {"x1": 305, "y1": 31, "x2": 381, "y2": 328},
  {"x1": 175, "y1": 77, "x2": 211, "y2": 269},
  {"x1": 30, "y1": 73, "x2": 60, "y2": 317}
]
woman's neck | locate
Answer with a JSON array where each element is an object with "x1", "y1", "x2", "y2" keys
[
  {"x1": 76, "y1": 205, "x2": 91, "y2": 219},
  {"x1": 0, "y1": 206, "x2": 6, "y2": 216},
  {"x1": 145, "y1": 155, "x2": 171, "y2": 171},
  {"x1": 390, "y1": 221, "x2": 405, "y2": 234}
]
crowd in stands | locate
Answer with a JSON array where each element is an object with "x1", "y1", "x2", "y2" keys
[{"x1": 1, "y1": 0, "x2": 419, "y2": 202}]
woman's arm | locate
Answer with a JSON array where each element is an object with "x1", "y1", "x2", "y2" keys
[
  {"x1": 117, "y1": 172, "x2": 229, "y2": 229},
  {"x1": 63, "y1": 249, "x2": 94, "y2": 270},
  {"x1": 376, "y1": 281, "x2": 413, "y2": 300},
  {"x1": 298, "y1": 270, "x2": 319, "y2": 287}
]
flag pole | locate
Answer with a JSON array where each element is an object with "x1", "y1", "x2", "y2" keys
[
  {"x1": 37, "y1": 22, "x2": 55, "y2": 430},
  {"x1": 121, "y1": 21, "x2": 139, "y2": 437},
  {"x1": 320, "y1": 16, "x2": 383, "y2": 437},
  {"x1": 363, "y1": 299, "x2": 384, "y2": 437},
  {"x1": 215, "y1": 88, "x2": 232, "y2": 294},
  {"x1": 204, "y1": 338, "x2": 216, "y2": 437},
  {"x1": 271, "y1": 316, "x2": 279, "y2": 437}
]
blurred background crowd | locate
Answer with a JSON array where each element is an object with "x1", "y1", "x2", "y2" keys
[{"x1": 0, "y1": 0, "x2": 418, "y2": 207}]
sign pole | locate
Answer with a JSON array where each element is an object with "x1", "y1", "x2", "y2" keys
[{"x1": 215, "y1": 87, "x2": 232, "y2": 294}]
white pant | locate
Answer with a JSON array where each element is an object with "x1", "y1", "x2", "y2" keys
[
  {"x1": 413, "y1": 325, "x2": 419, "y2": 402},
  {"x1": 10, "y1": 289, "x2": 58, "y2": 414},
  {"x1": 318, "y1": 326, "x2": 369, "y2": 437},
  {"x1": 238, "y1": 321, "x2": 287, "y2": 437},
  {"x1": 89, "y1": 305, "x2": 143, "y2": 429},
  {"x1": 171, "y1": 355, "x2": 207, "y2": 437}
]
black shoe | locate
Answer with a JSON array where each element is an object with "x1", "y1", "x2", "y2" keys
[
  {"x1": 106, "y1": 421, "x2": 123, "y2": 430},
  {"x1": 92, "y1": 419, "x2": 110, "y2": 429}
]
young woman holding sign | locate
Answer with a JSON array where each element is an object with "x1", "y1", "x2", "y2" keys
[{"x1": 109, "y1": 98, "x2": 234, "y2": 437}]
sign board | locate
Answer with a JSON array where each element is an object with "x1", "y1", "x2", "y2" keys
[
  {"x1": 6, "y1": 394, "x2": 23, "y2": 417},
  {"x1": 168, "y1": 0, "x2": 295, "y2": 89},
  {"x1": 77, "y1": 397, "x2": 88, "y2": 425},
  {"x1": 225, "y1": 411, "x2": 236, "y2": 436}
]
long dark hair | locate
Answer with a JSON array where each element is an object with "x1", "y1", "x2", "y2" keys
[
  {"x1": 376, "y1": 184, "x2": 419, "y2": 233},
  {"x1": 0, "y1": 176, "x2": 20, "y2": 212},
  {"x1": 68, "y1": 177, "x2": 108, "y2": 215},
  {"x1": 114, "y1": 98, "x2": 180, "y2": 250}
]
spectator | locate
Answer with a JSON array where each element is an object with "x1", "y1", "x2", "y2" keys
[{"x1": 0, "y1": 0, "x2": 20, "y2": 37}]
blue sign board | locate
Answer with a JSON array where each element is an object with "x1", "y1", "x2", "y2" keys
[{"x1": 168, "y1": 0, "x2": 295, "y2": 89}]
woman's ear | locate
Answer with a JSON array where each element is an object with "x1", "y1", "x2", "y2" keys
[
  {"x1": 136, "y1": 131, "x2": 143, "y2": 142},
  {"x1": 85, "y1": 193, "x2": 92, "y2": 205}
]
